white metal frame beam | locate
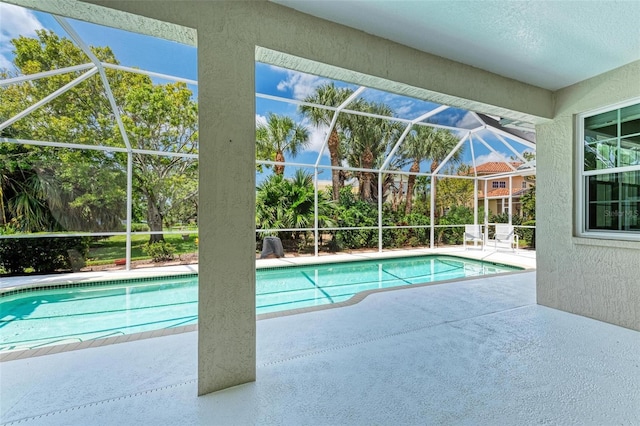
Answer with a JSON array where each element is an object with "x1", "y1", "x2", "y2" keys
[
  {"x1": 0, "y1": 67, "x2": 98, "y2": 131},
  {"x1": 0, "y1": 63, "x2": 95, "y2": 87}
]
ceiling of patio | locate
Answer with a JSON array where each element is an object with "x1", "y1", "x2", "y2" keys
[{"x1": 270, "y1": 0, "x2": 640, "y2": 91}]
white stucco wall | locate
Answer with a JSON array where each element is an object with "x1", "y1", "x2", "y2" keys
[{"x1": 536, "y1": 61, "x2": 640, "y2": 331}]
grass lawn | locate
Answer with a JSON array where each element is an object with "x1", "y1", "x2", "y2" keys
[{"x1": 87, "y1": 233, "x2": 198, "y2": 265}]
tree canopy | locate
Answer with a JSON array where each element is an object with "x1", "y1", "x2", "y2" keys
[{"x1": 0, "y1": 30, "x2": 198, "y2": 241}]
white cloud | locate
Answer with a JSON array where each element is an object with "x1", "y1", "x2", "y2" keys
[
  {"x1": 473, "y1": 151, "x2": 511, "y2": 165},
  {"x1": 304, "y1": 120, "x2": 329, "y2": 155},
  {"x1": 276, "y1": 69, "x2": 329, "y2": 100},
  {"x1": 395, "y1": 104, "x2": 413, "y2": 117},
  {"x1": 0, "y1": 3, "x2": 44, "y2": 70},
  {"x1": 455, "y1": 112, "x2": 482, "y2": 129},
  {"x1": 255, "y1": 114, "x2": 268, "y2": 127}
]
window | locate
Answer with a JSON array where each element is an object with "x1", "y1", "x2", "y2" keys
[
  {"x1": 578, "y1": 99, "x2": 640, "y2": 239},
  {"x1": 522, "y1": 181, "x2": 527, "y2": 189},
  {"x1": 492, "y1": 181, "x2": 506, "y2": 189}
]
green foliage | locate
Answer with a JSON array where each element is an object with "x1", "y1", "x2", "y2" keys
[
  {"x1": 491, "y1": 211, "x2": 528, "y2": 226},
  {"x1": 299, "y1": 83, "x2": 355, "y2": 201},
  {"x1": 130, "y1": 223, "x2": 150, "y2": 232},
  {"x1": 0, "y1": 30, "x2": 198, "y2": 243},
  {"x1": 521, "y1": 220, "x2": 536, "y2": 248},
  {"x1": 86, "y1": 233, "x2": 196, "y2": 265},
  {"x1": 400, "y1": 126, "x2": 463, "y2": 214},
  {"x1": 342, "y1": 100, "x2": 403, "y2": 201},
  {"x1": 0, "y1": 218, "x2": 20, "y2": 235},
  {"x1": 382, "y1": 210, "x2": 431, "y2": 248},
  {"x1": 0, "y1": 236, "x2": 89, "y2": 274},
  {"x1": 256, "y1": 114, "x2": 309, "y2": 175},
  {"x1": 437, "y1": 206, "x2": 474, "y2": 245},
  {"x1": 333, "y1": 186, "x2": 379, "y2": 249},
  {"x1": 436, "y1": 173, "x2": 474, "y2": 215},
  {"x1": 256, "y1": 170, "x2": 335, "y2": 252},
  {"x1": 521, "y1": 184, "x2": 536, "y2": 220},
  {"x1": 331, "y1": 187, "x2": 432, "y2": 250},
  {"x1": 141, "y1": 241, "x2": 175, "y2": 262}
]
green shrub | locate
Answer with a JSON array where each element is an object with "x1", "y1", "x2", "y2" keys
[
  {"x1": 131, "y1": 223, "x2": 150, "y2": 232},
  {"x1": 521, "y1": 220, "x2": 536, "y2": 248},
  {"x1": 0, "y1": 236, "x2": 90, "y2": 274},
  {"x1": 142, "y1": 240, "x2": 175, "y2": 262},
  {"x1": 334, "y1": 188, "x2": 379, "y2": 250},
  {"x1": 437, "y1": 206, "x2": 473, "y2": 245}
]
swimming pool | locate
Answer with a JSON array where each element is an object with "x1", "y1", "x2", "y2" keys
[{"x1": 0, "y1": 255, "x2": 520, "y2": 352}]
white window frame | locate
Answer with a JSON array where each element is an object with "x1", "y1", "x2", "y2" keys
[{"x1": 576, "y1": 97, "x2": 640, "y2": 241}]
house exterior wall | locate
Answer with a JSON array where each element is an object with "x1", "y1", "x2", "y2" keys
[
  {"x1": 482, "y1": 176, "x2": 528, "y2": 216},
  {"x1": 537, "y1": 60, "x2": 640, "y2": 331},
  {"x1": 11, "y1": 0, "x2": 556, "y2": 393},
  {"x1": 485, "y1": 176, "x2": 527, "y2": 191}
]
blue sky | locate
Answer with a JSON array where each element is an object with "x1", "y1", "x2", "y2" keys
[{"x1": 1, "y1": 3, "x2": 533, "y2": 183}]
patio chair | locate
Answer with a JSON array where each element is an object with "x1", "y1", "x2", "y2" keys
[
  {"x1": 463, "y1": 224, "x2": 484, "y2": 250},
  {"x1": 490, "y1": 224, "x2": 518, "y2": 251}
]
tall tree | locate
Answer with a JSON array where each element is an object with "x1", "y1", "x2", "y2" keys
[
  {"x1": 299, "y1": 83, "x2": 354, "y2": 201},
  {"x1": 0, "y1": 31, "x2": 126, "y2": 232},
  {"x1": 122, "y1": 78, "x2": 198, "y2": 242},
  {"x1": 436, "y1": 165, "x2": 474, "y2": 216},
  {"x1": 400, "y1": 125, "x2": 462, "y2": 214},
  {"x1": 256, "y1": 113, "x2": 309, "y2": 176},
  {"x1": 0, "y1": 30, "x2": 199, "y2": 242},
  {"x1": 343, "y1": 100, "x2": 401, "y2": 201}
]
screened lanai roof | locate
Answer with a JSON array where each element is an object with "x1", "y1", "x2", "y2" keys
[
  {"x1": 0, "y1": 3, "x2": 536, "y2": 182},
  {"x1": 254, "y1": 64, "x2": 536, "y2": 183}
]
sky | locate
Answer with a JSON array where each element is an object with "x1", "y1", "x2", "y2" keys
[{"x1": 1, "y1": 3, "x2": 533, "y2": 183}]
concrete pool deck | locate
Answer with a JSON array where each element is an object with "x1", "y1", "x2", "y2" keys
[
  {"x1": 2, "y1": 270, "x2": 639, "y2": 425},
  {"x1": 1, "y1": 250, "x2": 639, "y2": 425}
]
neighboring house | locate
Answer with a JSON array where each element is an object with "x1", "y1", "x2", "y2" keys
[{"x1": 472, "y1": 162, "x2": 534, "y2": 216}]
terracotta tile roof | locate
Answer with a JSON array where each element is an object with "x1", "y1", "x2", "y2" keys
[
  {"x1": 479, "y1": 187, "x2": 529, "y2": 198},
  {"x1": 472, "y1": 162, "x2": 522, "y2": 174}
]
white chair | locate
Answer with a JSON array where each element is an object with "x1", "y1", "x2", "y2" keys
[
  {"x1": 490, "y1": 224, "x2": 518, "y2": 251},
  {"x1": 463, "y1": 225, "x2": 484, "y2": 250}
]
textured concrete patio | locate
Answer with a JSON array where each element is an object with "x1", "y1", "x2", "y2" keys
[{"x1": 1, "y1": 270, "x2": 639, "y2": 425}]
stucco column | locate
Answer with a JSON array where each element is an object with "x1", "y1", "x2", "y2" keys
[{"x1": 197, "y1": 31, "x2": 256, "y2": 394}]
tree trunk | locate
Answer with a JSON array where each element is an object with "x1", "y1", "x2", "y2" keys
[
  {"x1": 405, "y1": 160, "x2": 420, "y2": 215},
  {"x1": 431, "y1": 161, "x2": 439, "y2": 219},
  {"x1": 328, "y1": 130, "x2": 342, "y2": 201},
  {"x1": 274, "y1": 150, "x2": 285, "y2": 176},
  {"x1": 392, "y1": 175, "x2": 403, "y2": 212},
  {"x1": 361, "y1": 148, "x2": 374, "y2": 201},
  {"x1": 147, "y1": 198, "x2": 164, "y2": 243}
]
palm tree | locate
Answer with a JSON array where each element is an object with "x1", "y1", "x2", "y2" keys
[
  {"x1": 299, "y1": 83, "x2": 354, "y2": 201},
  {"x1": 344, "y1": 100, "x2": 401, "y2": 201},
  {"x1": 400, "y1": 125, "x2": 462, "y2": 214},
  {"x1": 256, "y1": 113, "x2": 310, "y2": 176},
  {"x1": 256, "y1": 169, "x2": 335, "y2": 244}
]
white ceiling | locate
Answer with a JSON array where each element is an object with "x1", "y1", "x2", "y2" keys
[{"x1": 270, "y1": 0, "x2": 640, "y2": 91}]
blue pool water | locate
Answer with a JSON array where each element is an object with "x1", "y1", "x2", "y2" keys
[{"x1": 0, "y1": 255, "x2": 520, "y2": 351}]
